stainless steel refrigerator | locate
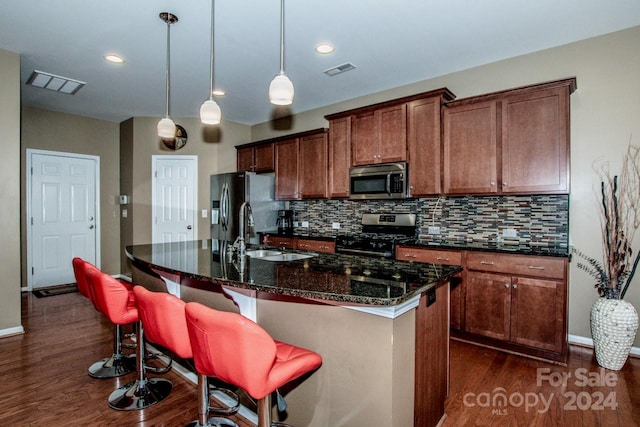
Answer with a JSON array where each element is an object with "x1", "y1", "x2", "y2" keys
[{"x1": 210, "y1": 172, "x2": 283, "y2": 244}]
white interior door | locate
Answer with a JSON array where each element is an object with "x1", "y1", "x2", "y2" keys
[
  {"x1": 152, "y1": 155, "x2": 198, "y2": 243},
  {"x1": 28, "y1": 150, "x2": 100, "y2": 289}
]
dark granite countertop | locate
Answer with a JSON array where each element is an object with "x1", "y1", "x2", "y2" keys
[
  {"x1": 259, "y1": 232, "x2": 570, "y2": 258},
  {"x1": 126, "y1": 239, "x2": 461, "y2": 307},
  {"x1": 399, "y1": 238, "x2": 570, "y2": 258}
]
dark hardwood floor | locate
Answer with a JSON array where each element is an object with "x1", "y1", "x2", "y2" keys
[{"x1": 0, "y1": 291, "x2": 638, "y2": 426}]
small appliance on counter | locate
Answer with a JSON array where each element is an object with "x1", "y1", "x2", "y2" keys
[{"x1": 276, "y1": 209, "x2": 294, "y2": 235}]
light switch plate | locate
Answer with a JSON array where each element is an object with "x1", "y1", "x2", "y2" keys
[
  {"x1": 428, "y1": 226, "x2": 440, "y2": 235},
  {"x1": 332, "y1": 222, "x2": 340, "y2": 229},
  {"x1": 201, "y1": 209, "x2": 208, "y2": 218},
  {"x1": 301, "y1": 221, "x2": 310, "y2": 228}
]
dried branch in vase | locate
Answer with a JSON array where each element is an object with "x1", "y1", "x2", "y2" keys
[{"x1": 575, "y1": 140, "x2": 640, "y2": 299}]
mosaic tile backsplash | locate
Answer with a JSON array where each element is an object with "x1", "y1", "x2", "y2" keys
[{"x1": 289, "y1": 195, "x2": 569, "y2": 247}]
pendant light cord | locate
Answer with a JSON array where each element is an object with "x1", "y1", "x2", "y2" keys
[
  {"x1": 165, "y1": 15, "x2": 172, "y2": 118},
  {"x1": 209, "y1": 0, "x2": 215, "y2": 99},
  {"x1": 279, "y1": 0, "x2": 285, "y2": 74}
]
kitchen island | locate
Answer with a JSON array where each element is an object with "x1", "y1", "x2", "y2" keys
[{"x1": 126, "y1": 240, "x2": 462, "y2": 427}]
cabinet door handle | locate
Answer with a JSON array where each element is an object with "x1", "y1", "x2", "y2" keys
[
  {"x1": 504, "y1": 283, "x2": 510, "y2": 288},
  {"x1": 528, "y1": 266, "x2": 545, "y2": 270},
  {"x1": 480, "y1": 261, "x2": 494, "y2": 265},
  {"x1": 503, "y1": 182, "x2": 508, "y2": 186},
  {"x1": 512, "y1": 284, "x2": 518, "y2": 289},
  {"x1": 437, "y1": 257, "x2": 450, "y2": 261},
  {"x1": 490, "y1": 182, "x2": 496, "y2": 186}
]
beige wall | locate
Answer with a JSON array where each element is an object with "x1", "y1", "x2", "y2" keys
[
  {"x1": 249, "y1": 26, "x2": 640, "y2": 347},
  {"x1": 20, "y1": 107, "x2": 121, "y2": 278},
  {"x1": 0, "y1": 48, "x2": 22, "y2": 334},
  {"x1": 120, "y1": 116, "x2": 250, "y2": 274}
]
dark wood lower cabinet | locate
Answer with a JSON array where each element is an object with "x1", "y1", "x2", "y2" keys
[{"x1": 397, "y1": 245, "x2": 569, "y2": 364}]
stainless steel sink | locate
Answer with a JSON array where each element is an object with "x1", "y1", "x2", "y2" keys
[
  {"x1": 245, "y1": 249, "x2": 282, "y2": 258},
  {"x1": 260, "y1": 253, "x2": 316, "y2": 262}
]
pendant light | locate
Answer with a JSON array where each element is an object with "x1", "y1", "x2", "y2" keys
[
  {"x1": 200, "y1": 0, "x2": 222, "y2": 124},
  {"x1": 157, "y1": 12, "x2": 178, "y2": 138},
  {"x1": 269, "y1": 0, "x2": 294, "y2": 105}
]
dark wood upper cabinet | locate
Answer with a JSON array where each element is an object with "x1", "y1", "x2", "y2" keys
[
  {"x1": 236, "y1": 146, "x2": 255, "y2": 172},
  {"x1": 328, "y1": 116, "x2": 351, "y2": 198},
  {"x1": 351, "y1": 104, "x2": 407, "y2": 166},
  {"x1": 501, "y1": 86, "x2": 569, "y2": 193},
  {"x1": 275, "y1": 138, "x2": 300, "y2": 200},
  {"x1": 443, "y1": 101, "x2": 498, "y2": 194},
  {"x1": 236, "y1": 142, "x2": 275, "y2": 172},
  {"x1": 443, "y1": 78, "x2": 575, "y2": 196},
  {"x1": 299, "y1": 132, "x2": 328, "y2": 199},
  {"x1": 407, "y1": 96, "x2": 444, "y2": 196}
]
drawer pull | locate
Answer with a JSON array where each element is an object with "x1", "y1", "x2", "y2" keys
[
  {"x1": 437, "y1": 257, "x2": 450, "y2": 261},
  {"x1": 528, "y1": 266, "x2": 545, "y2": 270},
  {"x1": 480, "y1": 261, "x2": 494, "y2": 265},
  {"x1": 404, "y1": 254, "x2": 417, "y2": 258}
]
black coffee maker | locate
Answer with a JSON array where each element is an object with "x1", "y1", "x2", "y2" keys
[{"x1": 276, "y1": 210, "x2": 294, "y2": 235}]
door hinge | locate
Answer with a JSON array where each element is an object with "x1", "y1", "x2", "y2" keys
[
  {"x1": 31, "y1": 217, "x2": 33, "y2": 225},
  {"x1": 31, "y1": 267, "x2": 34, "y2": 275},
  {"x1": 154, "y1": 170, "x2": 157, "y2": 178}
]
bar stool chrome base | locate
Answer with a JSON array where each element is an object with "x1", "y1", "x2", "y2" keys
[
  {"x1": 88, "y1": 354, "x2": 135, "y2": 379},
  {"x1": 185, "y1": 416, "x2": 238, "y2": 427},
  {"x1": 108, "y1": 378, "x2": 173, "y2": 411}
]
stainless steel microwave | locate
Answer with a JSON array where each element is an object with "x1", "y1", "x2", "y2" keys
[{"x1": 349, "y1": 162, "x2": 408, "y2": 199}]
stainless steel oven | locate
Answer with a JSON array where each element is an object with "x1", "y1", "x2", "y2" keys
[{"x1": 349, "y1": 162, "x2": 408, "y2": 200}]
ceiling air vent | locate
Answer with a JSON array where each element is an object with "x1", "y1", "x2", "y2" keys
[
  {"x1": 323, "y1": 62, "x2": 356, "y2": 76},
  {"x1": 26, "y1": 70, "x2": 86, "y2": 95}
]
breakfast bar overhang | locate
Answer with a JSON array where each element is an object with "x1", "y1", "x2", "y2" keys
[{"x1": 126, "y1": 240, "x2": 461, "y2": 427}]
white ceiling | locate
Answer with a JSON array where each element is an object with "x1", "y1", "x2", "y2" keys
[{"x1": 2, "y1": 0, "x2": 639, "y2": 125}]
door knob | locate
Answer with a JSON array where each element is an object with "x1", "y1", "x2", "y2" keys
[{"x1": 187, "y1": 225, "x2": 192, "y2": 230}]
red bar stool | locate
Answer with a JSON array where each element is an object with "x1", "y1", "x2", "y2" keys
[
  {"x1": 72, "y1": 257, "x2": 135, "y2": 378},
  {"x1": 133, "y1": 286, "x2": 239, "y2": 427},
  {"x1": 185, "y1": 302, "x2": 323, "y2": 427},
  {"x1": 87, "y1": 267, "x2": 172, "y2": 410}
]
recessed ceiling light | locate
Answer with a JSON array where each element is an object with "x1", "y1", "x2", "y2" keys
[
  {"x1": 315, "y1": 43, "x2": 335, "y2": 54},
  {"x1": 104, "y1": 54, "x2": 125, "y2": 64},
  {"x1": 212, "y1": 89, "x2": 226, "y2": 97}
]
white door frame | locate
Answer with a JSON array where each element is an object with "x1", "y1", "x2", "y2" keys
[
  {"x1": 26, "y1": 148, "x2": 101, "y2": 290},
  {"x1": 151, "y1": 155, "x2": 198, "y2": 243}
]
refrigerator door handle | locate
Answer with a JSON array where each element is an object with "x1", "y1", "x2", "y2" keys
[
  {"x1": 222, "y1": 182, "x2": 230, "y2": 230},
  {"x1": 220, "y1": 182, "x2": 227, "y2": 229}
]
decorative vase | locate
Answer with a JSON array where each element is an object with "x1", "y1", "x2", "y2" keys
[{"x1": 590, "y1": 297, "x2": 639, "y2": 370}]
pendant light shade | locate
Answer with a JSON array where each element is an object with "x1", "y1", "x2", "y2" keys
[
  {"x1": 200, "y1": 99, "x2": 221, "y2": 124},
  {"x1": 200, "y1": 0, "x2": 221, "y2": 125},
  {"x1": 158, "y1": 12, "x2": 178, "y2": 138},
  {"x1": 157, "y1": 117, "x2": 176, "y2": 138},
  {"x1": 269, "y1": 0, "x2": 293, "y2": 105},
  {"x1": 269, "y1": 72, "x2": 294, "y2": 105}
]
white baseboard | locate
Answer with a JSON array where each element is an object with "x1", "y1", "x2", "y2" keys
[
  {"x1": 0, "y1": 325, "x2": 25, "y2": 338},
  {"x1": 568, "y1": 334, "x2": 640, "y2": 357}
]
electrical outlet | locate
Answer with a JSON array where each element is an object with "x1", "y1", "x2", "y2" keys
[
  {"x1": 332, "y1": 222, "x2": 341, "y2": 230},
  {"x1": 502, "y1": 228, "x2": 518, "y2": 238},
  {"x1": 428, "y1": 226, "x2": 440, "y2": 235},
  {"x1": 122, "y1": 209, "x2": 127, "y2": 218},
  {"x1": 301, "y1": 221, "x2": 310, "y2": 228}
]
